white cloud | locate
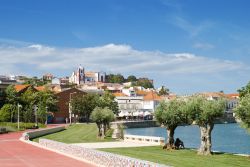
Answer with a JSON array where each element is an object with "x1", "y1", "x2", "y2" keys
[
  {"x1": 1, "y1": 42, "x2": 249, "y2": 93},
  {"x1": 0, "y1": 43, "x2": 246, "y2": 77}
]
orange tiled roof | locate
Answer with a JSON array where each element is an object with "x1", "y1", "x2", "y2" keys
[
  {"x1": 136, "y1": 90, "x2": 148, "y2": 96},
  {"x1": 113, "y1": 92, "x2": 127, "y2": 97},
  {"x1": 143, "y1": 91, "x2": 162, "y2": 101},
  {"x1": 226, "y1": 93, "x2": 239, "y2": 99},
  {"x1": 14, "y1": 84, "x2": 30, "y2": 92},
  {"x1": 35, "y1": 86, "x2": 45, "y2": 92}
]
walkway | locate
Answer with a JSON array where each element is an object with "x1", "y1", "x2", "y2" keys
[
  {"x1": 72, "y1": 141, "x2": 159, "y2": 149},
  {"x1": 0, "y1": 131, "x2": 95, "y2": 167}
]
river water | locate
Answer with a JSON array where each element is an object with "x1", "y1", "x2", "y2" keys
[{"x1": 124, "y1": 123, "x2": 250, "y2": 154}]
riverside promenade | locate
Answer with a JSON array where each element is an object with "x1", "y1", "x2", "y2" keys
[{"x1": 0, "y1": 130, "x2": 94, "y2": 167}]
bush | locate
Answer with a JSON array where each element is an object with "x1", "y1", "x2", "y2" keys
[
  {"x1": 0, "y1": 122, "x2": 46, "y2": 131},
  {"x1": 0, "y1": 104, "x2": 12, "y2": 122}
]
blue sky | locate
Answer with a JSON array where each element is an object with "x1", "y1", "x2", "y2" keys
[{"x1": 0, "y1": 0, "x2": 250, "y2": 94}]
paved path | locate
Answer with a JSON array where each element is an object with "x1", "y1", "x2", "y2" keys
[
  {"x1": 72, "y1": 141, "x2": 159, "y2": 149},
  {"x1": 0, "y1": 131, "x2": 95, "y2": 167}
]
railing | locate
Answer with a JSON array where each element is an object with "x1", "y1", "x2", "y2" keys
[{"x1": 124, "y1": 134, "x2": 165, "y2": 145}]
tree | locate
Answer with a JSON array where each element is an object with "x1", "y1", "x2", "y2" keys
[
  {"x1": 98, "y1": 91, "x2": 119, "y2": 115},
  {"x1": 127, "y1": 75, "x2": 137, "y2": 82},
  {"x1": 158, "y1": 86, "x2": 170, "y2": 96},
  {"x1": 5, "y1": 85, "x2": 20, "y2": 122},
  {"x1": 23, "y1": 77, "x2": 50, "y2": 86},
  {"x1": 5, "y1": 85, "x2": 19, "y2": 104},
  {"x1": 71, "y1": 93, "x2": 99, "y2": 122},
  {"x1": 155, "y1": 99, "x2": 188, "y2": 148},
  {"x1": 106, "y1": 74, "x2": 125, "y2": 83},
  {"x1": 20, "y1": 87, "x2": 38, "y2": 122},
  {"x1": 36, "y1": 89, "x2": 58, "y2": 123},
  {"x1": 134, "y1": 78, "x2": 154, "y2": 89},
  {"x1": 238, "y1": 81, "x2": 250, "y2": 97},
  {"x1": 0, "y1": 104, "x2": 12, "y2": 122},
  {"x1": 90, "y1": 107, "x2": 114, "y2": 138},
  {"x1": 234, "y1": 94, "x2": 250, "y2": 130},
  {"x1": 102, "y1": 107, "x2": 115, "y2": 134},
  {"x1": 187, "y1": 96, "x2": 225, "y2": 155}
]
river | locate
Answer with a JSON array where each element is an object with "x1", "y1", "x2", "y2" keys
[{"x1": 124, "y1": 123, "x2": 250, "y2": 154}]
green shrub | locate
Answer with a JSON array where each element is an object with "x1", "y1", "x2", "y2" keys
[
  {"x1": 0, "y1": 104, "x2": 12, "y2": 122},
  {"x1": 0, "y1": 122, "x2": 46, "y2": 131}
]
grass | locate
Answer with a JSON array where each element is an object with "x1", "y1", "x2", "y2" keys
[
  {"x1": 100, "y1": 146, "x2": 250, "y2": 167},
  {"x1": 0, "y1": 122, "x2": 46, "y2": 132},
  {"x1": 32, "y1": 123, "x2": 116, "y2": 143}
]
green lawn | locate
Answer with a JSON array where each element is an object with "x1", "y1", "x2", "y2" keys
[
  {"x1": 100, "y1": 146, "x2": 250, "y2": 167},
  {"x1": 32, "y1": 123, "x2": 115, "y2": 143}
]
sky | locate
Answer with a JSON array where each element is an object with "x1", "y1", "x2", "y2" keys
[{"x1": 0, "y1": 0, "x2": 250, "y2": 94}]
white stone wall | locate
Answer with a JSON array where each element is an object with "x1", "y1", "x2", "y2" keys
[{"x1": 39, "y1": 139, "x2": 169, "y2": 167}]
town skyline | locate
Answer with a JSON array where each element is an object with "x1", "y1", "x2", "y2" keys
[{"x1": 1, "y1": 0, "x2": 250, "y2": 94}]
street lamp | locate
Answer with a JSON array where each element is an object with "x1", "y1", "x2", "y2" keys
[
  {"x1": 17, "y1": 103, "x2": 22, "y2": 130},
  {"x1": 69, "y1": 92, "x2": 77, "y2": 125},
  {"x1": 45, "y1": 106, "x2": 48, "y2": 125},
  {"x1": 34, "y1": 105, "x2": 38, "y2": 128}
]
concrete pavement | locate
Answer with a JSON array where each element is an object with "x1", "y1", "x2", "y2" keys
[{"x1": 72, "y1": 140, "x2": 159, "y2": 149}]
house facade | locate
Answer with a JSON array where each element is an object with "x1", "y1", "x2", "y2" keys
[
  {"x1": 54, "y1": 88, "x2": 86, "y2": 123},
  {"x1": 114, "y1": 90, "x2": 163, "y2": 118},
  {"x1": 85, "y1": 71, "x2": 106, "y2": 83}
]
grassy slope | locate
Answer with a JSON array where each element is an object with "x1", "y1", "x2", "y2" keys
[
  {"x1": 100, "y1": 146, "x2": 250, "y2": 167},
  {"x1": 32, "y1": 123, "x2": 115, "y2": 143}
]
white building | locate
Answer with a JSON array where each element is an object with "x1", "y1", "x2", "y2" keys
[
  {"x1": 122, "y1": 87, "x2": 136, "y2": 97},
  {"x1": 115, "y1": 95, "x2": 143, "y2": 117},
  {"x1": 69, "y1": 65, "x2": 85, "y2": 85},
  {"x1": 85, "y1": 71, "x2": 106, "y2": 83},
  {"x1": 114, "y1": 90, "x2": 163, "y2": 118},
  {"x1": 142, "y1": 91, "x2": 162, "y2": 112}
]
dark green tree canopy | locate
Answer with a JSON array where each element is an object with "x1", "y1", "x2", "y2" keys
[
  {"x1": 126, "y1": 75, "x2": 137, "y2": 82},
  {"x1": 98, "y1": 91, "x2": 119, "y2": 114},
  {"x1": 234, "y1": 94, "x2": 250, "y2": 129},
  {"x1": 3, "y1": 85, "x2": 57, "y2": 123},
  {"x1": 0, "y1": 104, "x2": 12, "y2": 122},
  {"x1": 71, "y1": 93, "x2": 99, "y2": 122},
  {"x1": 106, "y1": 74, "x2": 125, "y2": 83},
  {"x1": 158, "y1": 86, "x2": 170, "y2": 96},
  {"x1": 133, "y1": 78, "x2": 154, "y2": 89},
  {"x1": 238, "y1": 81, "x2": 250, "y2": 97},
  {"x1": 5, "y1": 85, "x2": 19, "y2": 105},
  {"x1": 22, "y1": 76, "x2": 50, "y2": 86}
]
